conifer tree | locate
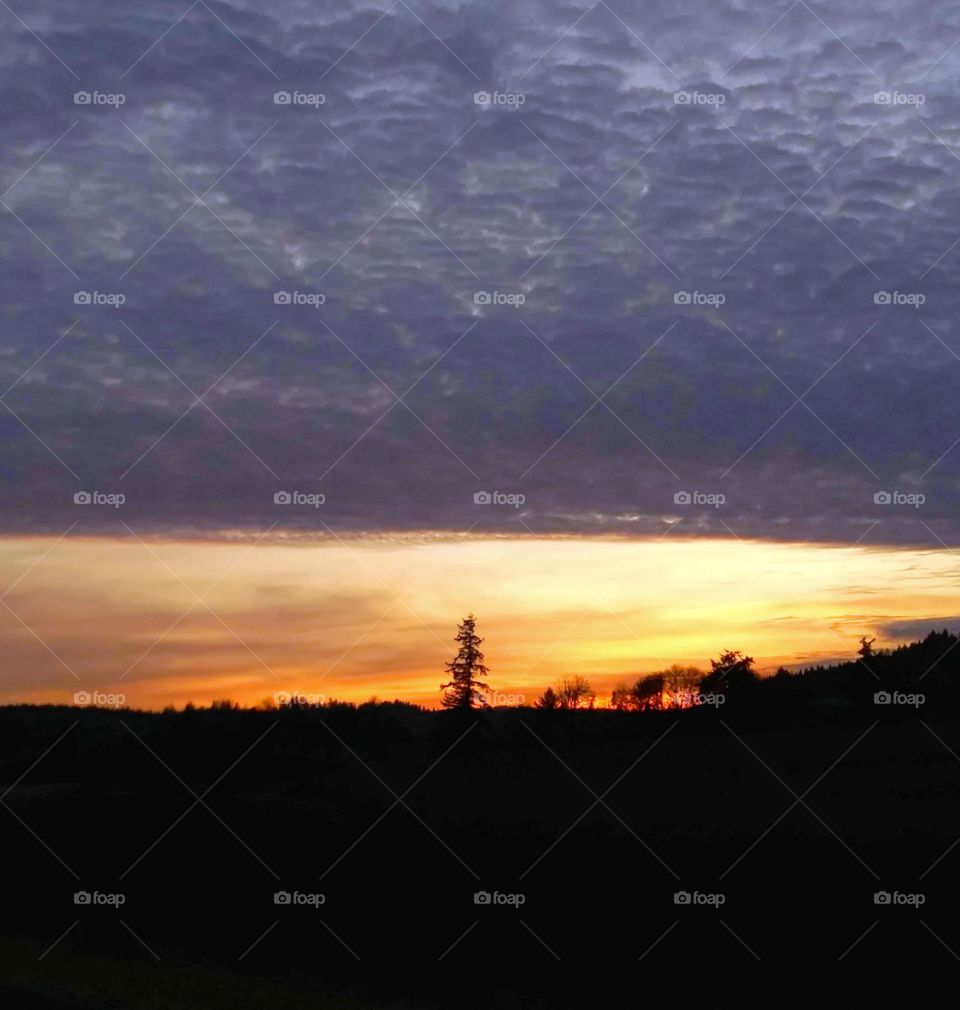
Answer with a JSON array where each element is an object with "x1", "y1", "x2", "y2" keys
[{"x1": 440, "y1": 614, "x2": 489, "y2": 709}]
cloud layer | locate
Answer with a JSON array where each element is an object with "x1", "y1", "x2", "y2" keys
[{"x1": 2, "y1": 0, "x2": 960, "y2": 545}]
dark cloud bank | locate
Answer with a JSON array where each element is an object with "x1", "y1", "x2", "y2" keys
[{"x1": 2, "y1": 0, "x2": 960, "y2": 546}]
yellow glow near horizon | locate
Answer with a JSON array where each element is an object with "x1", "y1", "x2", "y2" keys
[{"x1": 0, "y1": 533, "x2": 957, "y2": 709}]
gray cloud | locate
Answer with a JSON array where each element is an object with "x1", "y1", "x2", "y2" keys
[
  {"x1": 877, "y1": 616, "x2": 960, "y2": 640},
  {"x1": 2, "y1": 0, "x2": 960, "y2": 545}
]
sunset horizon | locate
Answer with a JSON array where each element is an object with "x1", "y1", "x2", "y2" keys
[
  {"x1": 4, "y1": 528, "x2": 958, "y2": 709},
  {"x1": 3, "y1": 0, "x2": 959, "y2": 997}
]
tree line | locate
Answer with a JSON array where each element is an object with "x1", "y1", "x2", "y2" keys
[
  {"x1": 438, "y1": 615, "x2": 952, "y2": 712},
  {"x1": 440, "y1": 614, "x2": 761, "y2": 710}
]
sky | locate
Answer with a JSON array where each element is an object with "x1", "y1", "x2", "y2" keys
[
  {"x1": 2, "y1": 1, "x2": 960, "y2": 706},
  {"x1": 4, "y1": 533, "x2": 960, "y2": 709}
]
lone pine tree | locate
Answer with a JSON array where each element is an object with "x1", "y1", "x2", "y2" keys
[{"x1": 440, "y1": 614, "x2": 490, "y2": 709}]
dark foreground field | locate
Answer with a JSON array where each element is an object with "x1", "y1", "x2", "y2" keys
[{"x1": 0, "y1": 675, "x2": 957, "y2": 1005}]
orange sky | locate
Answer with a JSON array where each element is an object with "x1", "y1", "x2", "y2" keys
[{"x1": 1, "y1": 531, "x2": 958, "y2": 709}]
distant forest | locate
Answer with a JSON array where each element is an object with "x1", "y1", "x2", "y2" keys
[{"x1": 209, "y1": 624, "x2": 950, "y2": 717}]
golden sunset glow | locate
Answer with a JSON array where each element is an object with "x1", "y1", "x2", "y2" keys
[{"x1": 2, "y1": 532, "x2": 957, "y2": 709}]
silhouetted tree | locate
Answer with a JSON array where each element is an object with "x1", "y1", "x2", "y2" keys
[
  {"x1": 632, "y1": 673, "x2": 665, "y2": 711},
  {"x1": 700, "y1": 650, "x2": 758, "y2": 694},
  {"x1": 661, "y1": 664, "x2": 702, "y2": 708},
  {"x1": 283, "y1": 693, "x2": 323, "y2": 710},
  {"x1": 610, "y1": 682, "x2": 634, "y2": 710},
  {"x1": 535, "y1": 686, "x2": 559, "y2": 709},
  {"x1": 440, "y1": 614, "x2": 490, "y2": 709},
  {"x1": 557, "y1": 676, "x2": 595, "y2": 709}
]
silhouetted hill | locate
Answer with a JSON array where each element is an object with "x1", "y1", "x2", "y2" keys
[{"x1": 1, "y1": 632, "x2": 958, "y2": 1004}]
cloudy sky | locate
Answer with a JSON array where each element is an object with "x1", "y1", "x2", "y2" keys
[
  {"x1": 3, "y1": 1, "x2": 960, "y2": 705},
  {"x1": 2, "y1": 0, "x2": 959, "y2": 542}
]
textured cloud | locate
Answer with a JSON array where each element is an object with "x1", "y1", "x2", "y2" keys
[{"x1": 2, "y1": 0, "x2": 960, "y2": 545}]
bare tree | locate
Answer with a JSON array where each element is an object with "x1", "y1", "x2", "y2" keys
[
  {"x1": 557, "y1": 676, "x2": 595, "y2": 709},
  {"x1": 661, "y1": 664, "x2": 702, "y2": 708}
]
